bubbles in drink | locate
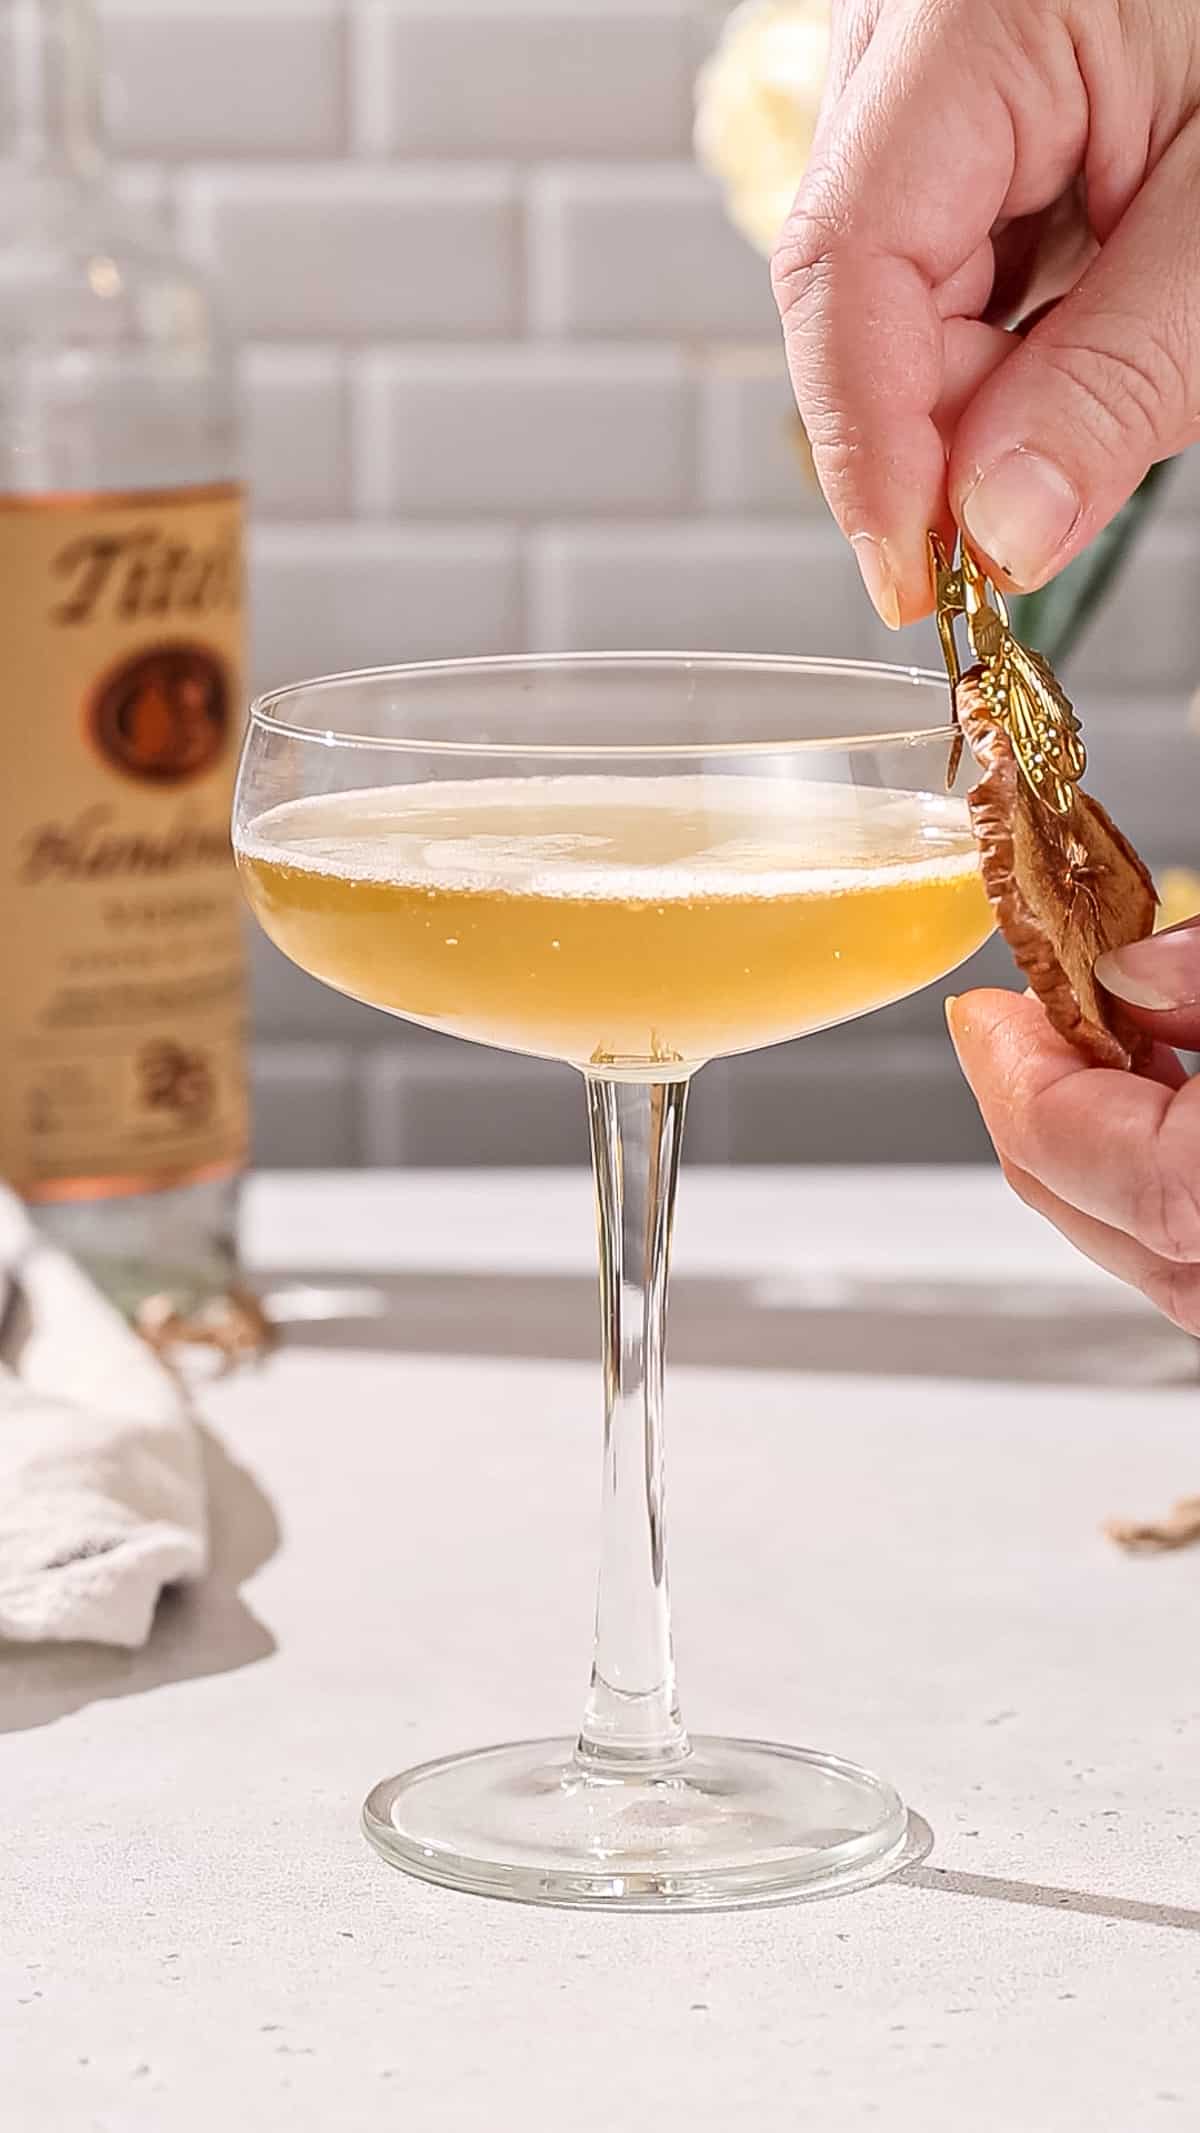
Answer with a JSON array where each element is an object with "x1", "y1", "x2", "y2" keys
[{"x1": 237, "y1": 776, "x2": 992, "y2": 1071}]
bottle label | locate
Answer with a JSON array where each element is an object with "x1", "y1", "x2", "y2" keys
[{"x1": 0, "y1": 482, "x2": 248, "y2": 1202}]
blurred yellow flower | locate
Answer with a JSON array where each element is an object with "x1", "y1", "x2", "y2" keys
[
  {"x1": 1157, "y1": 869, "x2": 1200, "y2": 933},
  {"x1": 695, "y1": 0, "x2": 830, "y2": 259}
]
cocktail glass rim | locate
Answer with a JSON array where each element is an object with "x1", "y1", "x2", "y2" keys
[{"x1": 248, "y1": 649, "x2": 955, "y2": 757}]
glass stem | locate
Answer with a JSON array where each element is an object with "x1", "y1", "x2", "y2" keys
[{"x1": 576, "y1": 1074, "x2": 690, "y2": 1775}]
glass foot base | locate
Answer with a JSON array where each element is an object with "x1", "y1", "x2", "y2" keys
[{"x1": 362, "y1": 1736, "x2": 924, "y2": 1910}]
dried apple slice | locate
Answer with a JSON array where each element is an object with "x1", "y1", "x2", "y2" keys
[{"x1": 958, "y1": 670, "x2": 1158, "y2": 1068}]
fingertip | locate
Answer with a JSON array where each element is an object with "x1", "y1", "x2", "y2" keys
[
  {"x1": 894, "y1": 567, "x2": 936, "y2": 627},
  {"x1": 944, "y1": 987, "x2": 1001, "y2": 1093},
  {"x1": 945, "y1": 987, "x2": 1086, "y2": 1093},
  {"x1": 898, "y1": 500, "x2": 956, "y2": 625},
  {"x1": 851, "y1": 534, "x2": 901, "y2": 629},
  {"x1": 851, "y1": 526, "x2": 943, "y2": 628},
  {"x1": 945, "y1": 984, "x2": 1027, "y2": 1046}
]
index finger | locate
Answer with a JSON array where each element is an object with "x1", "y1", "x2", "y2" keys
[
  {"x1": 772, "y1": 5, "x2": 1084, "y2": 621},
  {"x1": 949, "y1": 989, "x2": 1200, "y2": 1264}
]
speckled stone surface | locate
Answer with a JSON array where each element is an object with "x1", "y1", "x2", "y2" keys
[{"x1": 5, "y1": 1169, "x2": 1200, "y2": 2129}]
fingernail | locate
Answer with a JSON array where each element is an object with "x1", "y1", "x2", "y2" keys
[
  {"x1": 944, "y1": 994, "x2": 962, "y2": 1038},
  {"x1": 1096, "y1": 927, "x2": 1200, "y2": 1012},
  {"x1": 961, "y1": 450, "x2": 1080, "y2": 587},
  {"x1": 851, "y1": 534, "x2": 901, "y2": 629}
]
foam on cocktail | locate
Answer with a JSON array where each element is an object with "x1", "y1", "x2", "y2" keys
[{"x1": 238, "y1": 775, "x2": 980, "y2": 903}]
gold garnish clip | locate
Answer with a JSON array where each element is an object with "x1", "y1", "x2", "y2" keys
[{"x1": 930, "y1": 532, "x2": 1086, "y2": 815}]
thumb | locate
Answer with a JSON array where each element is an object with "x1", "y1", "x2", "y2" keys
[
  {"x1": 948, "y1": 123, "x2": 1200, "y2": 592},
  {"x1": 1096, "y1": 919, "x2": 1200, "y2": 1053}
]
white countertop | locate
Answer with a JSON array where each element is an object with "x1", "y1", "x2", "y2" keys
[{"x1": 6, "y1": 1167, "x2": 1200, "y2": 2131}]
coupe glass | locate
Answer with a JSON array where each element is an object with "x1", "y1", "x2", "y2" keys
[{"x1": 233, "y1": 653, "x2": 994, "y2": 1909}]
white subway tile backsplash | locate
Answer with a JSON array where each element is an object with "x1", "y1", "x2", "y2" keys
[
  {"x1": 354, "y1": 0, "x2": 694, "y2": 160},
  {"x1": 361, "y1": 1037, "x2": 732, "y2": 1166},
  {"x1": 251, "y1": 1043, "x2": 360, "y2": 1168},
  {"x1": 112, "y1": 162, "x2": 173, "y2": 233},
  {"x1": 1073, "y1": 695, "x2": 1198, "y2": 866},
  {"x1": 94, "y1": 0, "x2": 1198, "y2": 1167},
  {"x1": 362, "y1": 1044, "x2": 590, "y2": 1167},
  {"x1": 1068, "y1": 525, "x2": 1200, "y2": 693},
  {"x1": 529, "y1": 165, "x2": 779, "y2": 339},
  {"x1": 101, "y1": 0, "x2": 346, "y2": 159},
  {"x1": 719, "y1": 1036, "x2": 995, "y2": 1165},
  {"x1": 250, "y1": 523, "x2": 523, "y2": 688},
  {"x1": 701, "y1": 347, "x2": 825, "y2": 515},
  {"x1": 180, "y1": 165, "x2": 520, "y2": 338},
  {"x1": 529, "y1": 520, "x2": 891, "y2": 656},
  {"x1": 1160, "y1": 446, "x2": 1200, "y2": 520},
  {"x1": 244, "y1": 347, "x2": 348, "y2": 519},
  {"x1": 355, "y1": 345, "x2": 693, "y2": 517},
  {"x1": 310, "y1": 1031, "x2": 993, "y2": 1171}
]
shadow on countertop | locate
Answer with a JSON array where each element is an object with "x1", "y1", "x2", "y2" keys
[
  {"x1": 898, "y1": 1857, "x2": 1200, "y2": 1934},
  {"x1": 258, "y1": 1268, "x2": 1197, "y2": 1389},
  {"x1": 0, "y1": 1424, "x2": 278, "y2": 1736}
]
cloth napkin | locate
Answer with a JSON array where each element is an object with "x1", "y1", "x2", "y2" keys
[{"x1": 0, "y1": 1187, "x2": 207, "y2": 1647}]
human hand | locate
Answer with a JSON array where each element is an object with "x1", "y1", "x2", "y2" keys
[
  {"x1": 948, "y1": 922, "x2": 1200, "y2": 1333},
  {"x1": 772, "y1": 0, "x2": 1200, "y2": 626}
]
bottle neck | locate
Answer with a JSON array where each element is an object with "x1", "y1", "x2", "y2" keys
[{"x1": 0, "y1": 0, "x2": 106, "y2": 177}]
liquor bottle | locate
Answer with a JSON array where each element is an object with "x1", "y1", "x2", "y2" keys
[{"x1": 0, "y1": 0, "x2": 248, "y2": 1320}]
